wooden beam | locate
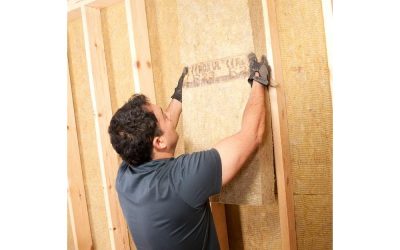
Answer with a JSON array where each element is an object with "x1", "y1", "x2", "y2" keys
[
  {"x1": 81, "y1": 6, "x2": 130, "y2": 250},
  {"x1": 210, "y1": 203, "x2": 230, "y2": 250},
  {"x1": 125, "y1": 0, "x2": 156, "y2": 103},
  {"x1": 68, "y1": 8, "x2": 81, "y2": 21},
  {"x1": 68, "y1": 0, "x2": 122, "y2": 13},
  {"x1": 321, "y1": 0, "x2": 333, "y2": 87},
  {"x1": 67, "y1": 194, "x2": 79, "y2": 250},
  {"x1": 67, "y1": 68, "x2": 93, "y2": 250},
  {"x1": 68, "y1": 0, "x2": 123, "y2": 20},
  {"x1": 261, "y1": 0, "x2": 298, "y2": 249}
]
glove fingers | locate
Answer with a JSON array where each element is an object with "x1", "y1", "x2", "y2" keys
[
  {"x1": 182, "y1": 66, "x2": 189, "y2": 76},
  {"x1": 178, "y1": 67, "x2": 188, "y2": 88},
  {"x1": 248, "y1": 52, "x2": 257, "y2": 62},
  {"x1": 261, "y1": 55, "x2": 268, "y2": 66},
  {"x1": 248, "y1": 53, "x2": 260, "y2": 73},
  {"x1": 260, "y1": 55, "x2": 271, "y2": 82},
  {"x1": 259, "y1": 64, "x2": 268, "y2": 75}
]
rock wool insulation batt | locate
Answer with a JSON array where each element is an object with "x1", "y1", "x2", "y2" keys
[{"x1": 178, "y1": 0, "x2": 274, "y2": 205}]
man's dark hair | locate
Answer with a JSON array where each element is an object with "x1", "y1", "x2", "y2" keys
[{"x1": 108, "y1": 94, "x2": 162, "y2": 166}]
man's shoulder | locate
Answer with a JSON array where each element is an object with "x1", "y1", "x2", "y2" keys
[
  {"x1": 176, "y1": 148, "x2": 220, "y2": 159},
  {"x1": 174, "y1": 148, "x2": 221, "y2": 166}
]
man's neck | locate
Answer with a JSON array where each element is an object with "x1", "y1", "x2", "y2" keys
[{"x1": 152, "y1": 151, "x2": 174, "y2": 161}]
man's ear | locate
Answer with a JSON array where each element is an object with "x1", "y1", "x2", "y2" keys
[{"x1": 152, "y1": 135, "x2": 167, "y2": 151}]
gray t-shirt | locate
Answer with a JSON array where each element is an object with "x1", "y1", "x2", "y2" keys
[{"x1": 116, "y1": 148, "x2": 222, "y2": 250}]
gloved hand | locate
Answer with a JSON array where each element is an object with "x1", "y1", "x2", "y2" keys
[
  {"x1": 171, "y1": 66, "x2": 189, "y2": 102},
  {"x1": 247, "y1": 53, "x2": 270, "y2": 87}
]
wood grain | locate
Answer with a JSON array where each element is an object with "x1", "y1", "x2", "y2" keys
[
  {"x1": 210, "y1": 203, "x2": 230, "y2": 250},
  {"x1": 68, "y1": 63, "x2": 94, "y2": 250},
  {"x1": 125, "y1": 0, "x2": 156, "y2": 103},
  {"x1": 261, "y1": 0, "x2": 298, "y2": 248},
  {"x1": 81, "y1": 6, "x2": 130, "y2": 250}
]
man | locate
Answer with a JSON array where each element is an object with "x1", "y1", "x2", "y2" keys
[{"x1": 108, "y1": 53, "x2": 270, "y2": 250}]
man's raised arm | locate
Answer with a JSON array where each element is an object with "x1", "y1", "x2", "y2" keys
[
  {"x1": 166, "y1": 67, "x2": 188, "y2": 128},
  {"x1": 214, "y1": 53, "x2": 270, "y2": 186}
]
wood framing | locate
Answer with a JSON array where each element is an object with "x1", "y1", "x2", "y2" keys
[
  {"x1": 81, "y1": 6, "x2": 130, "y2": 250},
  {"x1": 124, "y1": 0, "x2": 156, "y2": 103},
  {"x1": 210, "y1": 203, "x2": 230, "y2": 250},
  {"x1": 69, "y1": 0, "x2": 122, "y2": 10},
  {"x1": 68, "y1": 0, "x2": 123, "y2": 20},
  {"x1": 67, "y1": 68, "x2": 93, "y2": 250},
  {"x1": 261, "y1": 0, "x2": 298, "y2": 249},
  {"x1": 67, "y1": 194, "x2": 79, "y2": 250},
  {"x1": 321, "y1": 0, "x2": 333, "y2": 87}
]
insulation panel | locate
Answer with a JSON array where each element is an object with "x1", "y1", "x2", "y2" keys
[
  {"x1": 276, "y1": 0, "x2": 332, "y2": 195},
  {"x1": 178, "y1": 0, "x2": 275, "y2": 205},
  {"x1": 225, "y1": 202, "x2": 282, "y2": 250},
  {"x1": 294, "y1": 195, "x2": 332, "y2": 250},
  {"x1": 275, "y1": 0, "x2": 333, "y2": 248}
]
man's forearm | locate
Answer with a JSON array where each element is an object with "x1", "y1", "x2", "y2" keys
[
  {"x1": 167, "y1": 67, "x2": 187, "y2": 128},
  {"x1": 240, "y1": 80, "x2": 266, "y2": 144},
  {"x1": 166, "y1": 98, "x2": 182, "y2": 129}
]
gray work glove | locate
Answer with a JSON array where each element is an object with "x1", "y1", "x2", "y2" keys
[
  {"x1": 247, "y1": 53, "x2": 270, "y2": 87},
  {"x1": 171, "y1": 66, "x2": 189, "y2": 102}
]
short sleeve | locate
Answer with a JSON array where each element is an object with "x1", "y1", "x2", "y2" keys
[{"x1": 171, "y1": 148, "x2": 222, "y2": 209}]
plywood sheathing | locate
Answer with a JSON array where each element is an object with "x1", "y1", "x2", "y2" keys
[
  {"x1": 100, "y1": 3, "x2": 137, "y2": 249},
  {"x1": 275, "y1": 0, "x2": 333, "y2": 248},
  {"x1": 177, "y1": 0, "x2": 275, "y2": 206},
  {"x1": 68, "y1": 18, "x2": 112, "y2": 250},
  {"x1": 145, "y1": 0, "x2": 185, "y2": 156}
]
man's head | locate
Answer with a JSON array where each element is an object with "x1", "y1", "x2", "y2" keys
[{"x1": 108, "y1": 94, "x2": 178, "y2": 166}]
